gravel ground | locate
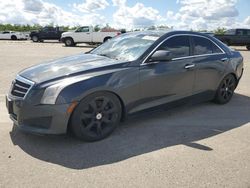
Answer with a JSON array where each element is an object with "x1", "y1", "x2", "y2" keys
[{"x1": 0, "y1": 40, "x2": 249, "y2": 188}]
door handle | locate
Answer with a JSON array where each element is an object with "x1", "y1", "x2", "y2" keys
[
  {"x1": 221, "y1": 58, "x2": 228, "y2": 62},
  {"x1": 184, "y1": 64, "x2": 195, "y2": 69}
]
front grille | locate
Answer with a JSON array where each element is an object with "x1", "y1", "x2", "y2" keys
[{"x1": 10, "y1": 75, "x2": 34, "y2": 99}]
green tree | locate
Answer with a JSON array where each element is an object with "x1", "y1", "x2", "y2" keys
[{"x1": 214, "y1": 27, "x2": 227, "y2": 35}]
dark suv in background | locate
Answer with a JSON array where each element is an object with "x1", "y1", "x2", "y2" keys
[
  {"x1": 30, "y1": 26, "x2": 65, "y2": 42},
  {"x1": 215, "y1": 28, "x2": 250, "y2": 50}
]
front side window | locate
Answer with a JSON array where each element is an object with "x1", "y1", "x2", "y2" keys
[
  {"x1": 158, "y1": 36, "x2": 190, "y2": 59},
  {"x1": 76, "y1": 27, "x2": 89, "y2": 32},
  {"x1": 193, "y1": 36, "x2": 222, "y2": 55}
]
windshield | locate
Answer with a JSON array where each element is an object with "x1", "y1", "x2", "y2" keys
[{"x1": 90, "y1": 33, "x2": 161, "y2": 61}]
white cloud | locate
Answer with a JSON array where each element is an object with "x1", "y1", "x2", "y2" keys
[
  {"x1": 23, "y1": 0, "x2": 44, "y2": 13},
  {"x1": 112, "y1": 1, "x2": 163, "y2": 29},
  {"x1": 0, "y1": 0, "x2": 249, "y2": 30},
  {"x1": 73, "y1": 0, "x2": 109, "y2": 13},
  {"x1": 0, "y1": 0, "x2": 106, "y2": 26},
  {"x1": 112, "y1": 0, "x2": 126, "y2": 7},
  {"x1": 244, "y1": 16, "x2": 250, "y2": 25},
  {"x1": 166, "y1": 0, "x2": 245, "y2": 30}
]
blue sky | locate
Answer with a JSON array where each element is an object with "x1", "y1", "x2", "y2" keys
[
  {"x1": 48, "y1": 0, "x2": 250, "y2": 20},
  {"x1": 0, "y1": 0, "x2": 249, "y2": 30}
]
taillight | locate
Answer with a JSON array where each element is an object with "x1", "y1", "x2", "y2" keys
[{"x1": 116, "y1": 32, "x2": 121, "y2": 36}]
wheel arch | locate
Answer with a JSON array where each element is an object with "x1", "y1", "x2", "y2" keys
[
  {"x1": 229, "y1": 72, "x2": 239, "y2": 86},
  {"x1": 103, "y1": 36, "x2": 112, "y2": 43}
]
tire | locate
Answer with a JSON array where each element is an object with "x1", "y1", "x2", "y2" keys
[
  {"x1": 32, "y1": 36, "x2": 39, "y2": 42},
  {"x1": 103, "y1": 37, "x2": 112, "y2": 43},
  {"x1": 64, "y1": 38, "x2": 75, "y2": 46},
  {"x1": 246, "y1": 45, "x2": 250, "y2": 50},
  {"x1": 70, "y1": 92, "x2": 122, "y2": 141},
  {"x1": 213, "y1": 74, "x2": 237, "y2": 104},
  {"x1": 11, "y1": 35, "x2": 17, "y2": 40}
]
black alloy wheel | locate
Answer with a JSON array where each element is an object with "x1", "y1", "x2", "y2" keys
[
  {"x1": 214, "y1": 74, "x2": 236, "y2": 104},
  {"x1": 70, "y1": 92, "x2": 122, "y2": 141}
]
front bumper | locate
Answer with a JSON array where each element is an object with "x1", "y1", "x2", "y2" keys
[{"x1": 6, "y1": 95, "x2": 71, "y2": 135}]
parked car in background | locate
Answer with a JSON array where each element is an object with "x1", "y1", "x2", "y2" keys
[
  {"x1": 200, "y1": 32, "x2": 215, "y2": 37},
  {"x1": 0, "y1": 31, "x2": 28, "y2": 40},
  {"x1": 30, "y1": 26, "x2": 65, "y2": 42},
  {"x1": 61, "y1": 26, "x2": 120, "y2": 46},
  {"x1": 6, "y1": 31, "x2": 243, "y2": 141},
  {"x1": 215, "y1": 28, "x2": 250, "y2": 50}
]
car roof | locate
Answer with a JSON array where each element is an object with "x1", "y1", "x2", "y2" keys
[{"x1": 126, "y1": 30, "x2": 216, "y2": 38}]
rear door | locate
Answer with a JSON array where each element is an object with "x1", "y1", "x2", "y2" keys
[
  {"x1": 191, "y1": 36, "x2": 227, "y2": 94},
  {"x1": 233, "y1": 29, "x2": 248, "y2": 45},
  {"x1": 47, "y1": 27, "x2": 58, "y2": 39},
  {"x1": 138, "y1": 35, "x2": 196, "y2": 112}
]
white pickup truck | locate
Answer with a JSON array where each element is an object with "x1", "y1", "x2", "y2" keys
[
  {"x1": 61, "y1": 26, "x2": 120, "y2": 46},
  {"x1": 0, "y1": 31, "x2": 29, "y2": 40}
]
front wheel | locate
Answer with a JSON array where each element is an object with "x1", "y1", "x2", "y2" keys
[
  {"x1": 70, "y1": 92, "x2": 122, "y2": 141},
  {"x1": 213, "y1": 74, "x2": 237, "y2": 104},
  {"x1": 246, "y1": 45, "x2": 250, "y2": 50},
  {"x1": 64, "y1": 38, "x2": 75, "y2": 46}
]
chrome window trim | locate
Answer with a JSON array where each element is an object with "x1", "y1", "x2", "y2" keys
[
  {"x1": 141, "y1": 33, "x2": 226, "y2": 66},
  {"x1": 8, "y1": 75, "x2": 35, "y2": 100}
]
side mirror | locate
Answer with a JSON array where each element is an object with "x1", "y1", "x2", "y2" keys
[{"x1": 150, "y1": 50, "x2": 173, "y2": 62}]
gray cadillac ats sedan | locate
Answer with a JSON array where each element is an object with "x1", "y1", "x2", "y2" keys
[{"x1": 6, "y1": 31, "x2": 244, "y2": 141}]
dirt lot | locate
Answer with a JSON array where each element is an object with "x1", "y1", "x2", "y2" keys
[{"x1": 0, "y1": 40, "x2": 250, "y2": 188}]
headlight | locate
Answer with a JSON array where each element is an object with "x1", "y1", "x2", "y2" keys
[
  {"x1": 40, "y1": 84, "x2": 65, "y2": 104},
  {"x1": 40, "y1": 76, "x2": 91, "y2": 104}
]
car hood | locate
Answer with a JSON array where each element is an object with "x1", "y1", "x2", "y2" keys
[
  {"x1": 19, "y1": 53, "x2": 123, "y2": 83},
  {"x1": 61, "y1": 31, "x2": 74, "y2": 36}
]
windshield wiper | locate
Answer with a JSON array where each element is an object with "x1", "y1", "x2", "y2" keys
[
  {"x1": 97, "y1": 54, "x2": 110, "y2": 58},
  {"x1": 96, "y1": 53, "x2": 119, "y2": 60}
]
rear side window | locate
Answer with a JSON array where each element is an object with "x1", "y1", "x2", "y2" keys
[
  {"x1": 225, "y1": 29, "x2": 235, "y2": 35},
  {"x1": 159, "y1": 36, "x2": 190, "y2": 59},
  {"x1": 236, "y1": 30, "x2": 244, "y2": 35},
  {"x1": 192, "y1": 36, "x2": 222, "y2": 55}
]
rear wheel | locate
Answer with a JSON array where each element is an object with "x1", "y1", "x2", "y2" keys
[
  {"x1": 11, "y1": 35, "x2": 17, "y2": 40},
  {"x1": 214, "y1": 74, "x2": 236, "y2": 104},
  {"x1": 32, "y1": 36, "x2": 39, "y2": 42},
  {"x1": 246, "y1": 45, "x2": 250, "y2": 50},
  {"x1": 70, "y1": 92, "x2": 122, "y2": 141},
  {"x1": 103, "y1": 37, "x2": 112, "y2": 43}
]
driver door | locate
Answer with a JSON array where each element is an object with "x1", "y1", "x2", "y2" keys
[
  {"x1": 137, "y1": 36, "x2": 195, "y2": 112},
  {"x1": 74, "y1": 27, "x2": 92, "y2": 43}
]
